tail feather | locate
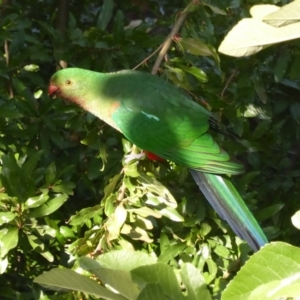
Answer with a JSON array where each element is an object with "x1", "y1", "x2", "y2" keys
[{"x1": 190, "y1": 170, "x2": 268, "y2": 251}]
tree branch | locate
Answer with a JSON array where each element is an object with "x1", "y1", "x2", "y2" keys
[
  {"x1": 151, "y1": 1, "x2": 196, "y2": 75},
  {"x1": 55, "y1": 0, "x2": 69, "y2": 70},
  {"x1": 1, "y1": 0, "x2": 13, "y2": 98}
]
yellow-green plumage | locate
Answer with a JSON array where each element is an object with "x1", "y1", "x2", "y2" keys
[{"x1": 49, "y1": 68, "x2": 268, "y2": 251}]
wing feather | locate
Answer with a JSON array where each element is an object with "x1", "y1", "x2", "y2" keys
[{"x1": 107, "y1": 71, "x2": 243, "y2": 174}]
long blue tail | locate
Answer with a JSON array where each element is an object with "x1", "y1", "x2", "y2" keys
[{"x1": 190, "y1": 170, "x2": 268, "y2": 251}]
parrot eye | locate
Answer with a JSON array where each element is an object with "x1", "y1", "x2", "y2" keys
[{"x1": 65, "y1": 79, "x2": 73, "y2": 86}]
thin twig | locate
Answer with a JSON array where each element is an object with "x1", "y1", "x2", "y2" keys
[
  {"x1": 220, "y1": 69, "x2": 239, "y2": 98},
  {"x1": 4, "y1": 41, "x2": 13, "y2": 98},
  {"x1": 151, "y1": 1, "x2": 196, "y2": 75},
  {"x1": 55, "y1": 0, "x2": 69, "y2": 70},
  {"x1": 2, "y1": 1, "x2": 14, "y2": 98},
  {"x1": 132, "y1": 44, "x2": 163, "y2": 70},
  {"x1": 4, "y1": 39, "x2": 9, "y2": 66}
]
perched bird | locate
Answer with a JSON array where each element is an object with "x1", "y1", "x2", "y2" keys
[{"x1": 48, "y1": 68, "x2": 268, "y2": 251}]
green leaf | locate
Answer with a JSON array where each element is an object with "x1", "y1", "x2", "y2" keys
[
  {"x1": 124, "y1": 162, "x2": 140, "y2": 177},
  {"x1": 52, "y1": 181, "x2": 75, "y2": 195},
  {"x1": 0, "y1": 106, "x2": 22, "y2": 119},
  {"x1": 36, "y1": 225, "x2": 56, "y2": 238},
  {"x1": 131, "y1": 263, "x2": 185, "y2": 300},
  {"x1": 180, "y1": 263, "x2": 212, "y2": 300},
  {"x1": 219, "y1": 18, "x2": 300, "y2": 57},
  {"x1": 251, "y1": 75, "x2": 268, "y2": 104},
  {"x1": 164, "y1": 69, "x2": 190, "y2": 90},
  {"x1": 158, "y1": 243, "x2": 186, "y2": 264},
  {"x1": 0, "y1": 212, "x2": 17, "y2": 226},
  {"x1": 23, "y1": 64, "x2": 39, "y2": 72},
  {"x1": 79, "y1": 257, "x2": 140, "y2": 300},
  {"x1": 96, "y1": 250, "x2": 156, "y2": 271},
  {"x1": 252, "y1": 120, "x2": 271, "y2": 139},
  {"x1": 128, "y1": 207, "x2": 162, "y2": 219},
  {"x1": 27, "y1": 194, "x2": 68, "y2": 218},
  {"x1": 97, "y1": 0, "x2": 114, "y2": 30},
  {"x1": 165, "y1": 66, "x2": 186, "y2": 82},
  {"x1": 214, "y1": 245, "x2": 231, "y2": 259},
  {"x1": 95, "y1": 41, "x2": 109, "y2": 49},
  {"x1": 176, "y1": 37, "x2": 215, "y2": 56},
  {"x1": 1, "y1": 154, "x2": 25, "y2": 201},
  {"x1": 0, "y1": 226, "x2": 19, "y2": 258},
  {"x1": 290, "y1": 102, "x2": 300, "y2": 124},
  {"x1": 204, "y1": 256, "x2": 217, "y2": 280},
  {"x1": 27, "y1": 234, "x2": 45, "y2": 252},
  {"x1": 121, "y1": 224, "x2": 153, "y2": 243},
  {"x1": 255, "y1": 203, "x2": 284, "y2": 221},
  {"x1": 69, "y1": 205, "x2": 102, "y2": 226},
  {"x1": 34, "y1": 268, "x2": 127, "y2": 300},
  {"x1": 104, "y1": 193, "x2": 117, "y2": 217},
  {"x1": 238, "y1": 171, "x2": 260, "y2": 189},
  {"x1": 22, "y1": 150, "x2": 43, "y2": 175},
  {"x1": 262, "y1": 1, "x2": 300, "y2": 27},
  {"x1": 113, "y1": 10, "x2": 124, "y2": 42},
  {"x1": 203, "y1": 3, "x2": 226, "y2": 15},
  {"x1": 60, "y1": 226, "x2": 75, "y2": 239},
  {"x1": 179, "y1": 65, "x2": 208, "y2": 83},
  {"x1": 186, "y1": 67, "x2": 208, "y2": 83},
  {"x1": 27, "y1": 234, "x2": 54, "y2": 262},
  {"x1": 158, "y1": 207, "x2": 184, "y2": 222},
  {"x1": 103, "y1": 174, "x2": 122, "y2": 202},
  {"x1": 0, "y1": 257, "x2": 8, "y2": 274},
  {"x1": 274, "y1": 50, "x2": 290, "y2": 82},
  {"x1": 137, "y1": 283, "x2": 166, "y2": 300},
  {"x1": 291, "y1": 210, "x2": 300, "y2": 230},
  {"x1": 138, "y1": 174, "x2": 177, "y2": 208},
  {"x1": 45, "y1": 162, "x2": 56, "y2": 185},
  {"x1": 250, "y1": 4, "x2": 279, "y2": 21},
  {"x1": 107, "y1": 203, "x2": 127, "y2": 241},
  {"x1": 135, "y1": 215, "x2": 155, "y2": 230},
  {"x1": 25, "y1": 192, "x2": 49, "y2": 209},
  {"x1": 241, "y1": 104, "x2": 271, "y2": 119},
  {"x1": 122, "y1": 139, "x2": 133, "y2": 154},
  {"x1": 222, "y1": 242, "x2": 300, "y2": 300}
]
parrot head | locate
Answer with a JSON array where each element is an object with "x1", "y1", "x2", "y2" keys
[{"x1": 48, "y1": 68, "x2": 92, "y2": 104}]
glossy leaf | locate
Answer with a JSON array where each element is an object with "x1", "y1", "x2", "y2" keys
[
  {"x1": 222, "y1": 242, "x2": 300, "y2": 300},
  {"x1": 69, "y1": 205, "x2": 103, "y2": 226},
  {"x1": 80, "y1": 257, "x2": 139, "y2": 299},
  {"x1": 158, "y1": 243, "x2": 187, "y2": 263},
  {"x1": 95, "y1": 250, "x2": 156, "y2": 271},
  {"x1": 25, "y1": 193, "x2": 49, "y2": 209},
  {"x1": 97, "y1": 0, "x2": 114, "y2": 30},
  {"x1": 0, "y1": 227, "x2": 19, "y2": 258},
  {"x1": 180, "y1": 263, "x2": 212, "y2": 300},
  {"x1": 131, "y1": 263, "x2": 184, "y2": 300},
  {"x1": 219, "y1": 18, "x2": 300, "y2": 57},
  {"x1": 34, "y1": 268, "x2": 127, "y2": 300},
  {"x1": 0, "y1": 212, "x2": 17, "y2": 226},
  {"x1": 0, "y1": 257, "x2": 8, "y2": 274},
  {"x1": 107, "y1": 204, "x2": 127, "y2": 241},
  {"x1": 27, "y1": 194, "x2": 68, "y2": 218},
  {"x1": 176, "y1": 37, "x2": 215, "y2": 56}
]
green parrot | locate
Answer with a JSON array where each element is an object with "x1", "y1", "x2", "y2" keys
[{"x1": 48, "y1": 68, "x2": 268, "y2": 251}]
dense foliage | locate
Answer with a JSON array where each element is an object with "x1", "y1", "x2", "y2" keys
[{"x1": 0, "y1": 0, "x2": 299, "y2": 299}]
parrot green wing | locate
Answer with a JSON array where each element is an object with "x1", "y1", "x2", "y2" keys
[{"x1": 103, "y1": 71, "x2": 243, "y2": 174}]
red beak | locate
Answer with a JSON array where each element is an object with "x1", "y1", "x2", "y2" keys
[{"x1": 48, "y1": 84, "x2": 59, "y2": 96}]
